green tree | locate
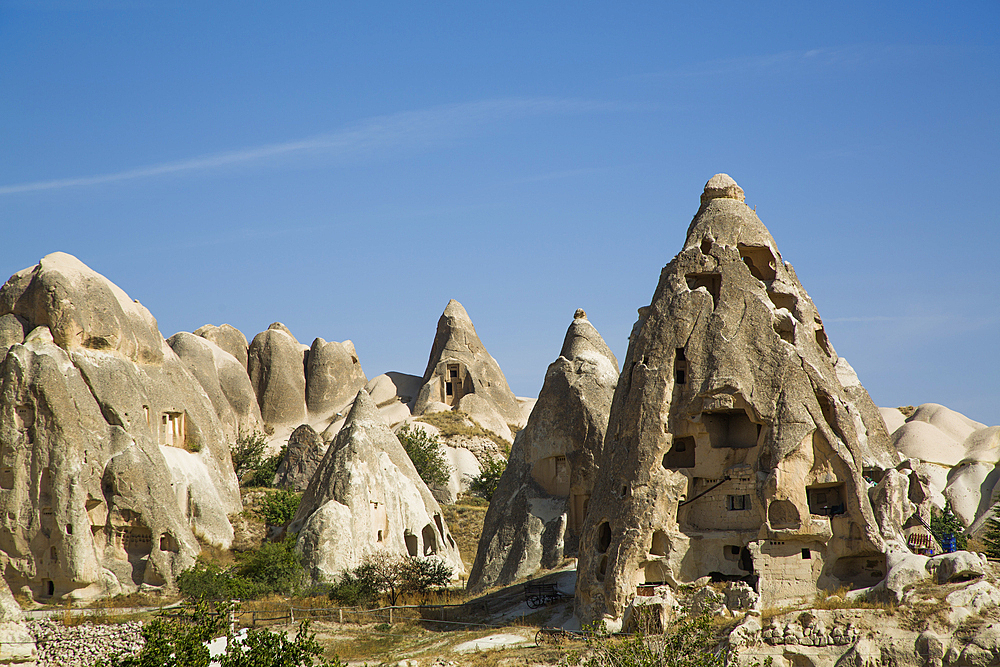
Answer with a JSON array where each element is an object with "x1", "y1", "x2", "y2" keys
[
  {"x1": 982, "y1": 507, "x2": 1000, "y2": 559},
  {"x1": 348, "y1": 551, "x2": 453, "y2": 606},
  {"x1": 232, "y1": 432, "x2": 268, "y2": 482},
  {"x1": 397, "y1": 425, "x2": 452, "y2": 488},
  {"x1": 468, "y1": 456, "x2": 505, "y2": 501},
  {"x1": 930, "y1": 501, "x2": 968, "y2": 551},
  {"x1": 255, "y1": 488, "x2": 301, "y2": 526}
]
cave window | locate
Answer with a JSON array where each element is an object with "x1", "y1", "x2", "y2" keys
[
  {"x1": 597, "y1": 555, "x2": 608, "y2": 581},
  {"x1": 704, "y1": 411, "x2": 760, "y2": 449},
  {"x1": 377, "y1": 530, "x2": 383, "y2": 542},
  {"x1": 726, "y1": 495, "x2": 751, "y2": 511},
  {"x1": 597, "y1": 521, "x2": 612, "y2": 553},
  {"x1": 50, "y1": 547, "x2": 57, "y2": 562},
  {"x1": 737, "y1": 244, "x2": 777, "y2": 282},
  {"x1": 160, "y1": 412, "x2": 185, "y2": 448},
  {"x1": 674, "y1": 348, "x2": 687, "y2": 385},
  {"x1": 404, "y1": 531, "x2": 418, "y2": 557},
  {"x1": 445, "y1": 382, "x2": 453, "y2": 396},
  {"x1": 806, "y1": 483, "x2": 846, "y2": 516},
  {"x1": 650, "y1": 530, "x2": 668, "y2": 556},
  {"x1": 0, "y1": 469, "x2": 12, "y2": 490},
  {"x1": 739, "y1": 547, "x2": 754, "y2": 573},
  {"x1": 662, "y1": 436, "x2": 695, "y2": 469},
  {"x1": 44, "y1": 579, "x2": 53, "y2": 597},
  {"x1": 802, "y1": 548, "x2": 811, "y2": 559},
  {"x1": 159, "y1": 533, "x2": 179, "y2": 553},
  {"x1": 66, "y1": 524, "x2": 72, "y2": 535},
  {"x1": 422, "y1": 524, "x2": 438, "y2": 556},
  {"x1": 723, "y1": 545, "x2": 740, "y2": 561},
  {"x1": 685, "y1": 273, "x2": 721, "y2": 304}
]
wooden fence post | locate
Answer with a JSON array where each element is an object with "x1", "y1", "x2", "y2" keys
[
  {"x1": 289, "y1": 606, "x2": 294, "y2": 624},
  {"x1": 338, "y1": 608, "x2": 343, "y2": 624},
  {"x1": 388, "y1": 607, "x2": 393, "y2": 625}
]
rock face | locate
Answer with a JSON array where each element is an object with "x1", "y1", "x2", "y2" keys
[
  {"x1": 193, "y1": 323, "x2": 250, "y2": 371},
  {"x1": 167, "y1": 332, "x2": 263, "y2": 444},
  {"x1": 272, "y1": 424, "x2": 327, "y2": 491},
  {"x1": 290, "y1": 390, "x2": 464, "y2": 582},
  {"x1": 247, "y1": 323, "x2": 308, "y2": 427},
  {"x1": 413, "y1": 300, "x2": 523, "y2": 435},
  {"x1": 305, "y1": 338, "x2": 367, "y2": 416},
  {"x1": 0, "y1": 253, "x2": 241, "y2": 602},
  {"x1": 467, "y1": 309, "x2": 618, "y2": 592},
  {"x1": 575, "y1": 176, "x2": 897, "y2": 627}
]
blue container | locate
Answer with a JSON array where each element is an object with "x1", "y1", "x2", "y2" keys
[{"x1": 942, "y1": 534, "x2": 957, "y2": 553}]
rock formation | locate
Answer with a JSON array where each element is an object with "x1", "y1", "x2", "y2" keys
[
  {"x1": 0, "y1": 252, "x2": 241, "y2": 601},
  {"x1": 413, "y1": 300, "x2": 523, "y2": 439},
  {"x1": 575, "y1": 175, "x2": 898, "y2": 627},
  {"x1": 193, "y1": 323, "x2": 250, "y2": 371},
  {"x1": 467, "y1": 309, "x2": 618, "y2": 592},
  {"x1": 272, "y1": 424, "x2": 327, "y2": 491},
  {"x1": 247, "y1": 323, "x2": 308, "y2": 427},
  {"x1": 305, "y1": 337, "x2": 366, "y2": 416},
  {"x1": 289, "y1": 390, "x2": 464, "y2": 583}
]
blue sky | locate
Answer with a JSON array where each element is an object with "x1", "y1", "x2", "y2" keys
[{"x1": 2, "y1": 2, "x2": 999, "y2": 424}]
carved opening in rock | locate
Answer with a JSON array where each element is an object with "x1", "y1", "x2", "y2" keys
[
  {"x1": 404, "y1": 531, "x2": 418, "y2": 557},
  {"x1": 815, "y1": 393, "x2": 844, "y2": 443},
  {"x1": 663, "y1": 436, "x2": 696, "y2": 469},
  {"x1": 649, "y1": 530, "x2": 668, "y2": 556},
  {"x1": 41, "y1": 507, "x2": 54, "y2": 534},
  {"x1": 726, "y1": 494, "x2": 751, "y2": 511},
  {"x1": 737, "y1": 244, "x2": 777, "y2": 282},
  {"x1": 570, "y1": 494, "x2": 590, "y2": 534},
  {"x1": 422, "y1": 524, "x2": 437, "y2": 556},
  {"x1": 597, "y1": 521, "x2": 611, "y2": 553},
  {"x1": 801, "y1": 548, "x2": 811, "y2": 559},
  {"x1": 0, "y1": 468, "x2": 12, "y2": 490},
  {"x1": 531, "y1": 455, "x2": 570, "y2": 496},
  {"x1": 767, "y1": 291, "x2": 796, "y2": 313},
  {"x1": 434, "y1": 514, "x2": 444, "y2": 538},
  {"x1": 50, "y1": 546, "x2": 57, "y2": 562},
  {"x1": 674, "y1": 348, "x2": 687, "y2": 385},
  {"x1": 767, "y1": 500, "x2": 800, "y2": 529},
  {"x1": 86, "y1": 497, "x2": 105, "y2": 524},
  {"x1": 700, "y1": 237, "x2": 713, "y2": 255},
  {"x1": 597, "y1": 555, "x2": 607, "y2": 581},
  {"x1": 142, "y1": 405, "x2": 150, "y2": 427},
  {"x1": 643, "y1": 561, "x2": 668, "y2": 585},
  {"x1": 704, "y1": 411, "x2": 759, "y2": 449},
  {"x1": 126, "y1": 527, "x2": 153, "y2": 557},
  {"x1": 723, "y1": 545, "x2": 740, "y2": 561},
  {"x1": 159, "y1": 533, "x2": 179, "y2": 553},
  {"x1": 40, "y1": 467, "x2": 51, "y2": 500},
  {"x1": 739, "y1": 547, "x2": 754, "y2": 573},
  {"x1": 160, "y1": 411, "x2": 185, "y2": 448},
  {"x1": 443, "y1": 362, "x2": 472, "y2": 406},
  {"x1": 685, "y1": 273, "x2": 721, "y2": 305},
  {"x1": 66, "y1": 524, "x2": 72, "y2": 535},
  {"x1": 806, "y1": 483, "x2": 845, "y2": 516},
  {"x1": 377, "y1": 530, "x2": 383, "y2": 542},
  {"x1": 829, "y1": 554, "x2": 886, "y2": 590},
  {"x1": 447, "y1": 534, "x2": 456, "y2": 548},
  {"x1": 43, "y1": 579, "x2": 53, "y2": 597},
  {"x1": 815, "y1": 327, "x2": 833, "y2": 357}
]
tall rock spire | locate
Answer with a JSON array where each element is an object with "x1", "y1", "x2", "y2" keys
[{"x1": 575, "y1": 175, "x2": 896, "y2": 627}]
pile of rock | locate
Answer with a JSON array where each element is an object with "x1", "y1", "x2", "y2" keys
[
  {"x1": 28, "y1": 618, "x2": 143, "y2": 667},
  {"x1": 762, "y1": 618, "x2": 860, "y2": 646}
]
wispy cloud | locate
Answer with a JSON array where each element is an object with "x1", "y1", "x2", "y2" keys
[{"x1": 0, "y1": 98, "x2": 615, "y2": 196}]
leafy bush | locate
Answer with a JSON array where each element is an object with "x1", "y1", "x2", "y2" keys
[
  {"x1": 930, "y1": 501, "x2": 967, "y2": 551},
  {"x1": 327, "y1": 570, "x2": 379, "y2": 607},
  {"x1": 255, "y1": 488, "x2": 301, "y2": 527},
  {"x1": 397, "y1": 425, "x2": 452, "y2": 488},
  {"x1": 335, "y1": 551, "x2": 452, "y2": 606},
  {"x1": 582, "y1": 614, "x2": 731, "y2": 667},
  {"x1": 468, "y1": 456, "x2": 505, "y2": 501},
  {"x1": 178, "y1": 538, "x2": 304, "y2": 601},
  {"x1": 232, "y1": 432, "x2": 285, "y2": 488},
  {"x1": 97, "y1": 599, "x2": 342, "y2": 667}
]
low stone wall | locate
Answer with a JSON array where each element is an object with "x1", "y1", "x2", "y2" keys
[
  {"x1": 27, "y1": 619, "x2": 143, "y2": 667},
  {"x1": 762, "y1": 618, "x2": 860, "y2": 646}
]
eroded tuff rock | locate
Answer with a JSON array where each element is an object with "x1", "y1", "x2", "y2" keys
[
  {"x1": 576, "y1": 175, "x2": 897, "y2": 627},
  {"x1": 413, "y1": 300, "x2": 523, "y2": 439},
  {"x1": 467, "y1": 309, "x2": 618, "y2": 592},
  {"x1": 167, "y1": 332, "x2": 263, "y2": 444},
  {"x1": 272, "y1": 424, "x2": 327, "y2": 491},
  {"x1": 194, "y1": 323, "x2": 250, "y2": 371},
  {"x1": 0, "y1": 253, "x2": 241, "y2": 602},
  {"x1": 247, "y1": 323, "x2": 308, "y2": 427},
  {"x1": 305, "y1": 338, "x2": 367, "y2": 416},
  {"x1": 290, "y1": 390, "x2": 463, "y2": 582}
]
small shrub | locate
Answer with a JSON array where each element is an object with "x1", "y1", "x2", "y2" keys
[
  {"x1": 328, "y1": 570, "x2": 379, "y2": 607},
  {"x1": 581, "y1": 614, "x2": 730, "y2": 667},
  {"x1": 256, "y1": 488, "x2": 301, "y2": 527},
  {"x1": 232, "y1": 431, "x2": 268, "y2": 481},
  {"x1": 397, "y1": 425, "x2": 452, "y2": 488},
  {"x1": 177, "y1": 538, "x2": 304, "y2": 600},
  {"x1": 468, "y1": 456, "x2": 505, "y2": 501}
]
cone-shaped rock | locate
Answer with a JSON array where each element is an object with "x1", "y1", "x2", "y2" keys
[
  {"x1": 194, "y1": 323, "x2": 250, "y2": 371},
  {"x1": 305, "y1": 337, "x2": 367, "y2": 416},
  {"x1": 575, "y1": 175, "x2": 897, "y2": 626},
  {"x1": 413, "y1": 300, "x2": 522, "y2": 431},
  {"x1": 247, "y1": 323, "x2": 307, "y2": 426},
  {"x1": 290, "y1": 390, "x2": 464, "y2": 582},
  {"x1": 272, "y1": 424, "x2": 327, "y2": 491},
  {"x1": 0, "y1": 253, "x2": 242, "y2": 601},
  {"x1": 467, "y1": 309, "x2": 618, "y2": 592}
]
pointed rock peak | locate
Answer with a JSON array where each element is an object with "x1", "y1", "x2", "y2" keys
[
  {"x1": 267, "y1": 322, "x2": 297, "y2": 340},
  {"x1": 344, "y1": 389, "x2": 381, "y2": 427},
  {"x1": 560, "y1": 309, "x2": 618, "y2": 369},
  {"x1": 701, "y1": 173, "x2": 745, "y2": 204},
  {"x1": 574, "y1": 308, "x2": 587, "y2": 320},
  {"x1": 442, "y1": 299, "x2": 472, "y2": 323}
]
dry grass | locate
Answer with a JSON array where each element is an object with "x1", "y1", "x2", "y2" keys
[
  {"x1": 416, "y1": 410, "x2": 511, "y2": 454},
  {"x1": 443, "y1": 497, "x2": 490, "y2": 571}
]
